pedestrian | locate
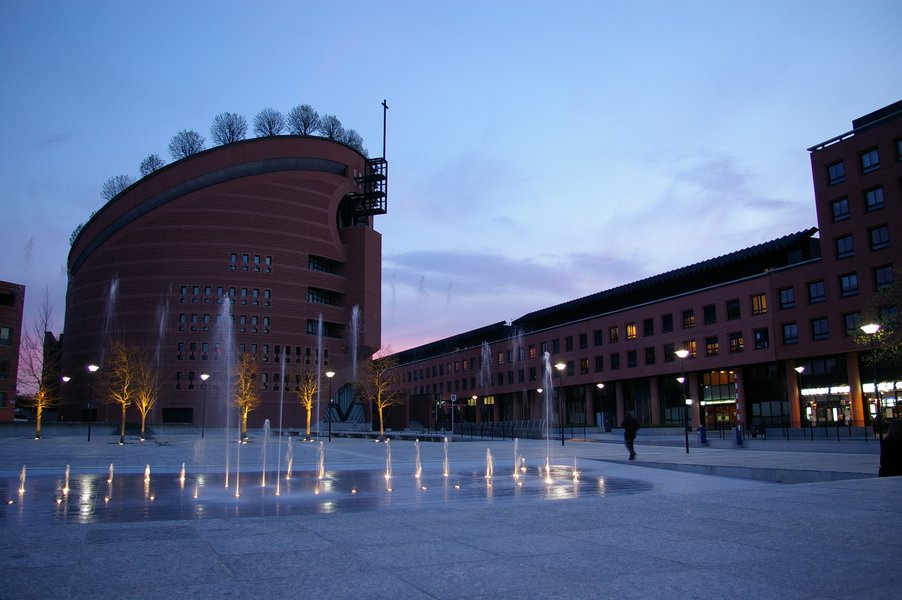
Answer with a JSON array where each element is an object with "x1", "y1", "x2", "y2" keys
[
  {"x1": 879, "y1": 419, "x2": 902, "y2": 477},
  {"x1": 621, "y1": 412, "x2": 640, "y2": 460}
]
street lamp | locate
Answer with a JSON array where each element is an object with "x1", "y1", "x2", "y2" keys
[
  {"x1": 860, "y1": 323, "x2": 882, "y2": 440},
  {"x1": 200, "y1": 373, "x2": 210, "y2": 438},
  {"x1": 794, "y1": 366, "x2": 805, "y2": 431},
  {"x1": 675, "y1": 349, "x2": 690, "y2": 454},
  {"x1": 596, "y1": 383, "x2": 605, "y2": 430},
  {"x1": 554, "y1": 361, "x2": 566, "y2": 446},
  {"x1": 325, "y1": 371, "x2": 335, "y2": 441},
  {"x1": 87, "y1": 364, "x2": 99, "y2": 442}
]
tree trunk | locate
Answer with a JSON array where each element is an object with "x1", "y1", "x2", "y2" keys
[
  {"x1": 120, "y1": 404, "x2": 126, "y2": 444},
  {"x1": 241, "y1": 409, "x2": 248, "y2": 440},
  {"x1": 140, "y1": 413, "x2": 146, "y2": 441},
  {"x1": 306, "y1": 407, "x2": 312, "y2": 437},
  {"x1": 378, "y1": 405, "x2": 385, "y2": 439},
  {"x1": 35, "y1": 405, "x2": 43, "y2": 440}
]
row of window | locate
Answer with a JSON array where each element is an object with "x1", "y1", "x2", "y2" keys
[
  {"x1": 175, "y1": 342, "x2": 328, "y2": 364},
  {"x1": 180, "y1": 285, "x2": 272, "y2": 307},
  {"x1": 174, "y1": 368, "x2": 329, "y2": 391},
  {"x1": 826, "y1": 140, "x2": 902, "y2": 186},
  {"x1": 178, "y1": 313, "x2": 270, "y2": 334},
  {"x1": 778, "y1": 265, "x2": 893, "y2": 308},
  {"x1": 229, "y1": 253, "x2": 273, "y2": 273},
  {"x1": 830, "y1": 186, "x2": 889, "y2": 221},
  {"x1": 832, "y1": 225, "x2": 892, "y2": 258}
]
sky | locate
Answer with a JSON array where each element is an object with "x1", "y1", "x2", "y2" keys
[{"x1": 2, "y1": 0, "x2": 902, "y2": 362}]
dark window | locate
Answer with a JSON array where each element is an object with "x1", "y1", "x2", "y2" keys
[
  {"x1": 593, "y1": 330, "x2": 603, "y2": 346},
  {"x1": 729, "y1": 332, "x2": 743, "y2": 353},
  {"x1": 579, "y1": 358, "x2": 589, "y2": 375},
  {"x1": 779, "y1": 287, "x2": 795, "y2": 309},
  {"x1": 832, "y1": 198, "x2": 849, "y2": 221},
  {"x1": 594, "y1": 356, "x2": 604, "y2": 372},
  {"x1": 839, "y1": 273, "x2": 859, "y2": 297},
  {"x1": 870, "y1": 225, "x2": 890, "y2": 250},
  {"x1": 808, "y1": 281, "x2": 825, "y2": 303},
  {"x1": 661, "y1": 314, "x2": 673, "y2": 333},
  {"x1": 643, "y1": 318, "x2": 654, "y2": 337},
  {"x1": 726, "y1": 299, "x2": 741, "y2": 320},
  {"x1": 753, "y1": 328, "x2": 769, "y2": 350},
  {"x1": 565, "y1": 336, "x2": 573, "y2": 352},
  {"x1": 860, "y1": 148, "x2": 880, "y2": 173},
  {"x1": 663, "y1": 343, "x2": 675, "y2": 362},
  {"x1": 610, "y1": 353, "x2": 620, "y2": 370},
  {"x1": 552, "y1": 339, "x2": 560, "y2": 353},
  {"x1": 782, "y1": 323, "x2": 799, "y2": 345},
  {"x1": 843, "y1": 313, "x2": 861, "y2": 336},
  {"x1": 626, "y1": 350, "x2": 637, "y2": 368},
  {"x1": 874, "y1": 265, "x2": 894, "y2": 290},
  {"x1": 865, "y1": 187, "x2": 885, "y2": 212},
  {"x1": 644, "y1": 347, "x2": 655, "y2": 365},
  {"x1": 835, "y1": 235, "x2": 854, "y2": 259},
  {"x1": 703, "y1": 304, "x2": 716, "y2": 325},
  {"x1": 827, "y1": 160, "x2": 845, "y2": 185},
  {"x1": 609, "y1": 326, "x2": 619, "y2": 343},
  {"x1": 579, "y1": 333, "x2": 588, "y2": 349},
  {"x1": 811, "y1": 318, "x2": 829, "y2": 341}
]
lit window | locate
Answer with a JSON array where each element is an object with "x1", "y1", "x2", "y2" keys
[
  {"x1": 609, "y1": 326, "x2": 619, "y2": 343},
  {"x1": 686, "y1": 340, "x2": 697, "y2": 359},
  {"x1": 705, "y1": 336, "x2": 719, "y2": 357},
  {"x1": 626, "y1": 322, "x2": 637, "y2": 340},
  {"x1": 751, "y1": 294, "x2": 767, "y2": 315},
  {"x1": 682, "y1": 310, "x2": 695, "y2": 329},
  {"x1": 753, "y1": 328, "x2": 769, "y2": 350},
  {"x1": 729, "y1": 332, "x2": 743, "y2": 353}
]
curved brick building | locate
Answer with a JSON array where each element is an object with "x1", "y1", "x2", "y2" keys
[{"x1": 60, "y1": 136, "x2": 386, "y2": 429}]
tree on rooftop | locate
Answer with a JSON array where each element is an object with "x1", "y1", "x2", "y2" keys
[
  {"x1": 139, "y1": 153, "x2": 166, "y2": 177},
  {"x1": 168, "y1": 129, "x2": 206, "y2": 160},
  {"x1": 319, "y1": 114, "x2": 345, "y2": 140},
  {"x1": 341, "y1": 128, "x2": 366, "y2": 155},
  {"x1": 101, "y1": 174, "x2": 134, "y2": 201},
  {"x1": 287, "y1": 104, "x2": 320, "y2": 135},
  {"x1": 253, "y1": 107, "x2": 286, "y2": 137},
  {"x1": 211, "y1": 112, "x2": 248, "y2": 145}
]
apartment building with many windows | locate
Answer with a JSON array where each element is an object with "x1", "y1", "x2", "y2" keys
[{"x1": 389, "y1": 101, "x2": 902, "y2": 434}]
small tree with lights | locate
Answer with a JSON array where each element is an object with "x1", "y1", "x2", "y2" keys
[
  {"x1": 133, "y1": 347, "x2": 158, "y2": 441},
  {"x1": 358, "y1": 347, "x2": 402, "y2": 441},
  {"x1": 102, "y1": 340, "x2": 135, "y2": 445},
  {"x1": 294, "y1": 363, "x2": 319, "y2": 440},
  {"x1": 234, "y1": 352, "x2": 260, "y2": 441}
]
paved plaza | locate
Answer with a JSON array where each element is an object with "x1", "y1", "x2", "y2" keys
[{"x1": 0, "y1": 427, "x2": 900, "y2": 599}]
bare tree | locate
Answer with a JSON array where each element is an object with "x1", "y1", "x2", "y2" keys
[
  {"x1": 234, "y1": 352, "x2": 260, "y2": 441},
  {"x1": 319, "y1": 114, "x2": 345, "y2": 140},
  {"x1": 210, "y1": 112, "x2": 248, "y2": 145},
  {"x1": 168, "y1": 129, "x2": 206, "y2": 160},
  {"x1": 101, "y1": 340, "x2": 135, "y2": 445},
  {"x1": 294, "y1": 363, "x2": 319, "y2": 439},
  {"x1": 133, "y1": 347, "x2": 158, "y2": 441},
  {"x1": 19, "y1": 287, "x2": 58, "y2": 439},
  {"x1": 287, "y1": 104, "x2": 321, "y2": 135},
  {"x1": 139, "y1": 153, "x2": 166, "y2": 177},
  {"x1": 358, "y1": 347, "x2": 402, "y2": 440},
  {"x1": 101, "y1": 175, "x2": 135, "y2": 200},
  {"x1": 341, "y1": 128, "x2": 366, "y2": 154},
  {"x1": 253, "y1": 107, "x2": 286, "y2": 137}
]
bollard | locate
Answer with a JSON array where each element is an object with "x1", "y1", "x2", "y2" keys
[{"x1": 698, "y1": 425, "x2": 708, "y2": 445}]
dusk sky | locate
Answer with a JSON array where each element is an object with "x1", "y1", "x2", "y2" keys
[{"x1": 2, "y1": 0, "x2": 901, "y2": 363}]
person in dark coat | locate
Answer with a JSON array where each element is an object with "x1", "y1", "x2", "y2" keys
[
  {"x1": 879, "y1": 419, "x2": 902, "y2": 477},
  {"x1": 621, "y1": 412, "x2": 640, "y2": 460}
]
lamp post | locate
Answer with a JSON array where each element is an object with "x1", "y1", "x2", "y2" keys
[
  {"x1": 325, "y1": 370, "x2": 335, "y2": 441},
  {"x1": 860, "y1": 323, "x2": 882, "y2": 440},
  {"x1": 200, "y1": 373, "x2": 210, "y2": 438},
  {"x1": 794, "y1": 366, "x2": 805, "y2": 433},
  {"x1": 554, "y1": 361, "x2": 566, "y2": 446},
  {"x1": 596, "y1": 382, "x2": 605, "y2": 430},
  {"x1": 675, "y1": 349, "x2": 690, "y2": 454},
  {"x1": 87, "y1": 364, "x2": 99, "y2": 442}
]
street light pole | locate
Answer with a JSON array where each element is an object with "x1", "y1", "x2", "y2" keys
[
  {"x1": 200, "y1": 373, "x2": 210, "y2": 438},
  {"x1": 793, "y1": 366, "x2": 805, "y2": 434},
  {"x1": 860, "y1": 323, "x2": 882, "y2": 441},
  {"x1": 555, "y1": 361, "x2": 566, "y2": 446},
  {"x1": 325, "y1": 371, "x2": 335, "y2": 441},
  {"x1": 87, "y1": 364, "x2": 99, "y2": 442},
  {"x1": 675, "y1": 349, "x2": 690, "y2": 454}
]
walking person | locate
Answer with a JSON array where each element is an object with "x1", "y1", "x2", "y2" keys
[
  {"x1": 879, "y1": 419, "x2": 902, "y2": 477},
  {"x1": 621, "y1": 412, "x2": 640, "y2": 460}
]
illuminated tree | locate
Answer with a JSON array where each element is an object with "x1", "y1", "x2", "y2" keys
[
  {"x1": 19, "y1": 287, "x2": 59, "y2": 439},
  {"x1": 853, "y1": 266, "x2": 902, "y2": 363},
  {"x1": 234, "y1": 352, "x2": 260, "y2": 441},
  {"x1": 294, "y1": 363, "x2": 319, "y2": 439},
  {"x1": 102, "y1": 340, "x2": 135, "y2": 445},
  {"x1": 133, "y1": 347, "x2": 158, "y2": 441},
  {"x1": 358, "y1": 347, "x2": 402, "y2": 440}
]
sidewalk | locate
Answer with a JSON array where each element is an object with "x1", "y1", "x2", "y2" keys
[{"x1": 1, "y1": 432, "x2": 899, "y2": 600}]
